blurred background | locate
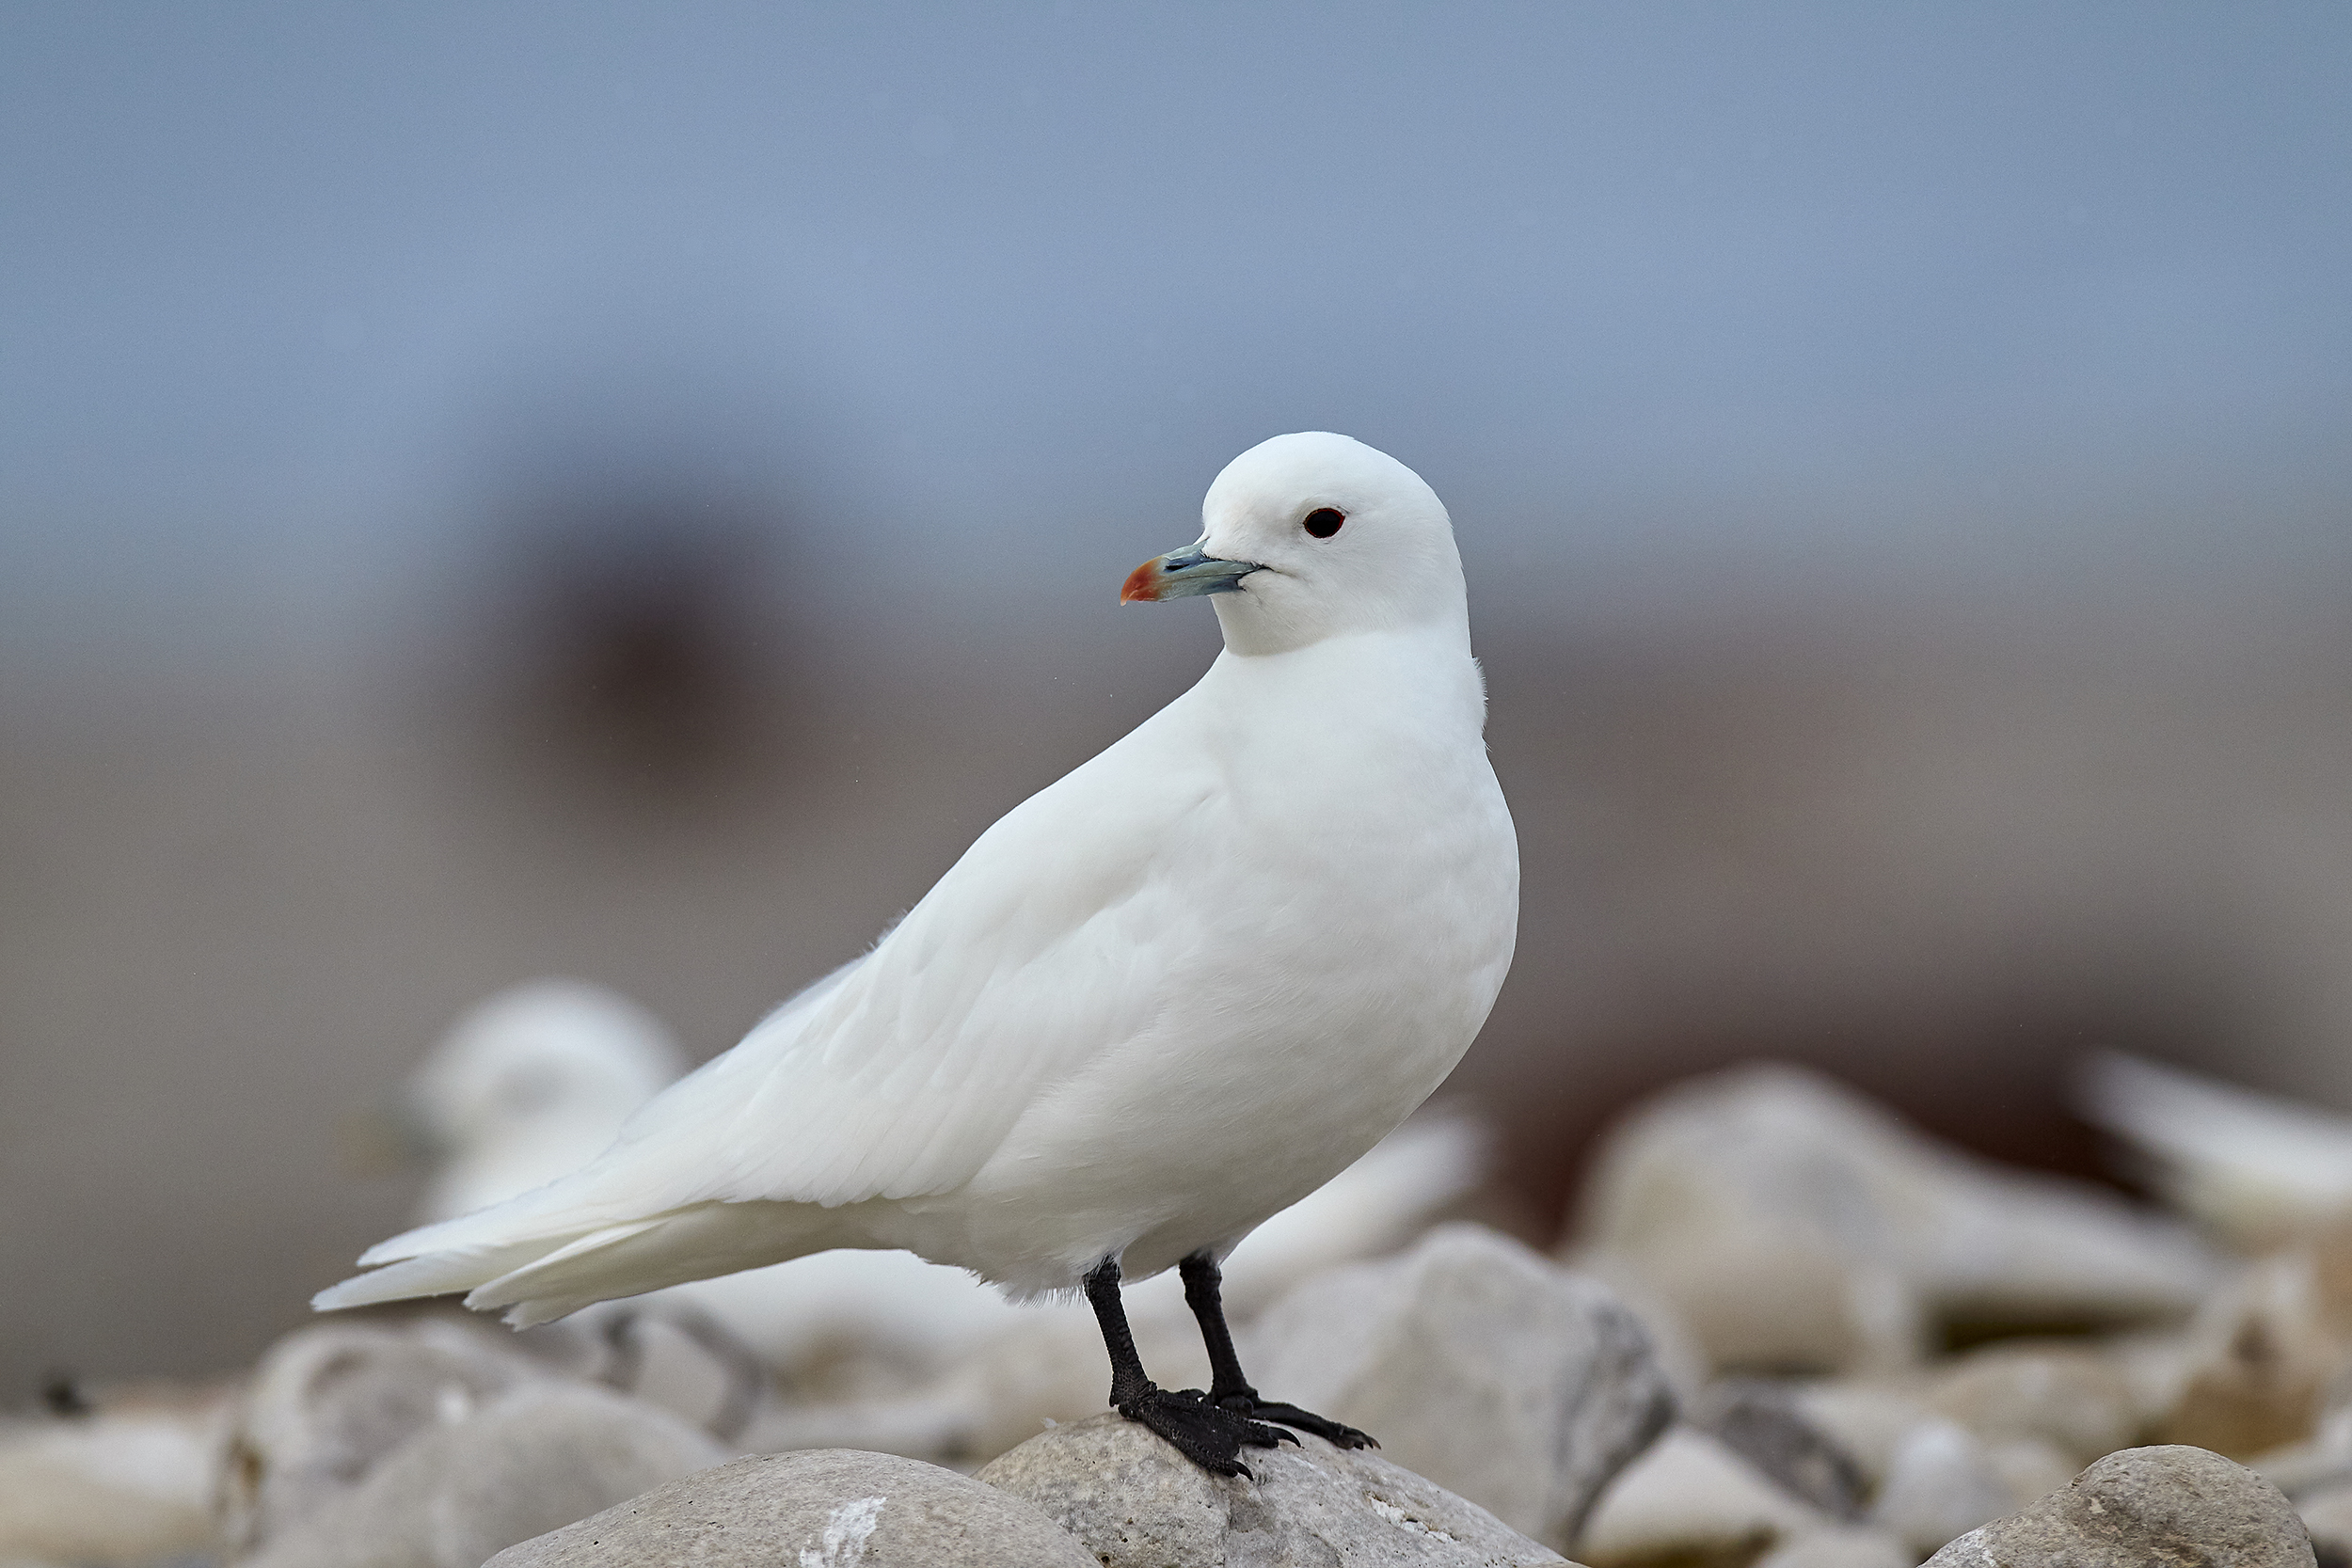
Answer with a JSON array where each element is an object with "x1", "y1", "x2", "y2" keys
[{"x1": 4, "y1": 2, "x2": 2350, "y2": 1399}]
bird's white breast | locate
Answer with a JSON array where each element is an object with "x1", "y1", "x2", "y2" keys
[{"x1": 945, "y1": 626, "x2": 1518, "y2": 1289}]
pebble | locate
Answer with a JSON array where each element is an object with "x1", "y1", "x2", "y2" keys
[
  {"x1": 238, "y1": 1382, "x2": 728, "y2": 1568},
  {"x1": 2162, "y1": 1249, "x2": 2347, "y2": 1459},
  {"x1": 1692, "y1": 1378, "x2": 1869, "y2": 1519},
  {"x1": 218, "y1": 1317, "x2": 549, "y2": 1554},
  {"x1": 1924, "y1": 1340, "x2": 2140, "y2": 1464},
  {"x1": 1923, "y1": 1444, "x2": 2315, "y2": 1567},
  {"x1": 977, "y1": 1409, "x2": 1566, "y2": 1568},
  {"x1": 1576, "y1": 1425, "x2": 1833, "y2": 1568},
  {"x1": 486, "y1": 1448, "x2": 1098, "y2": 1568},
  {"x1": 0, "y1": 1386, "x2": 230, "y2": 1568},
  {"x1": 1246, "y1": 1223, "x2": 1675, "y2": 1549}
]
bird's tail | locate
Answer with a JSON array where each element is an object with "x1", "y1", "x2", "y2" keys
[{"x1": 314, "y1": 1196, "x2": 855, "y2": 1328}]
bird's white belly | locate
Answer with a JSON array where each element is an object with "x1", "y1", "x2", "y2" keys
[{"x1": 929, "y1": 769, "x2": 1514, "y2": 1294}]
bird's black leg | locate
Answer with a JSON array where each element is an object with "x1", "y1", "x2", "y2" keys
[
  {"x1": 1083, "y1": 1254, "x2": 1290, "y2": 1477},
  {"x1": 1180, "y1": 1250, "x2": 1376, "y2": 1449}
]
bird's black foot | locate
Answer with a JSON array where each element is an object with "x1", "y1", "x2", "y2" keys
[
  {"x1": 1117, "y1": 1383, "x2": 1295, "y2": 1477},
  {"x1": 1216, "y1": 1393, "x2": 1377, "y2": 1449}
]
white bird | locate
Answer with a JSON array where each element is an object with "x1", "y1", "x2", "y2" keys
[
  {"x1": 2079, "y1": 1050, "x2": 2352, "y2": 1250},
  {"x1": 318, "y1": 431, "x2": 1519, "y2": 1474},
  {"x1": 405, "y1": 980, "x2": 688, "y2": 1226}
]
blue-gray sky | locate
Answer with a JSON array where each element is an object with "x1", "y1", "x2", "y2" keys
[{"x1": 6, "y1": 2, "x2": 2349, "y2": 667}]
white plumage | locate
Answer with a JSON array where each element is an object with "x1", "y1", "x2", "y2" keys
[{"x1": 317, "y1": 431, "x2": 1518, "y2": 1338}]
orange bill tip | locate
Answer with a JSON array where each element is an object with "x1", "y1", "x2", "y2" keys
[{"x1": 1120, "y1": 560, "x2": 1162, "y2": 603}]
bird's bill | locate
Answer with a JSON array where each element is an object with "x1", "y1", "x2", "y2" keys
[{"x1": 1120, "y1": 545, "x2": 1263, "y2": 603}]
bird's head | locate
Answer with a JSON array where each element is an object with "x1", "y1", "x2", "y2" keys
[{"x1": 1120, "y1": 432, "x2": 1466, "y2": 656}]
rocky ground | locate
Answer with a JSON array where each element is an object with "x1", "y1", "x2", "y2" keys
[{"x1": 7, "y1": 1060, "x2": 2346, "y2": 1566}]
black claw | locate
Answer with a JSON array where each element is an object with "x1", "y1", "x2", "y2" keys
[
  {"x1": 1116, "y1": 1385, "x2": 1289, "y2": 1476},
  {"x1": 1217, "y1": 1394, "x2": 1378, "y2": 1449}
]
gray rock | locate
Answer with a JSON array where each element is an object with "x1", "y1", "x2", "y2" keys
[
  {"x1": 487, "y1": 1448, "x2": 1096, "y2": 1568},
  {"x1": 1247, "y1": 1223, "x2": 1674, "y2": 1548},
  {"x1": 1923, "y1": 1445, "x2": 2314, "y2": 1568},
  {"x1": 978, "y1": 1409, "x2": 1568, "y2": 1568},
  {"x1": 218, "y1": 1317, "x2": 548, "y2": 1554},
  {"x1": 240, "y1": 1383, "x2": 728, "y2": 1568},
  {"x1": 1692, "y1": 1379, "x2": 1869, "y2": 1520}
]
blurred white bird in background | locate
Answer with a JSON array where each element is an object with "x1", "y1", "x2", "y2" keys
[
  {"x1": 2079, "y1": 1051, "x2": 2352, "y2": 1250},
  {"x1": 405, "y1": 981, "x2": 686, "y2": 1226},
  {"x1": 325, "y1": 433, "x2": 1518, "y2": 1473}
]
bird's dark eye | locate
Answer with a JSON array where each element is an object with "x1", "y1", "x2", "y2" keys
[{"x1": 1302, "y1": 508, "x2": 1345, "y2": 539}]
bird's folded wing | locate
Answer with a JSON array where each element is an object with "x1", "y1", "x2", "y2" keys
[{"x1": 358, "y1": 738, "x2": 1215, "y2": 1268}]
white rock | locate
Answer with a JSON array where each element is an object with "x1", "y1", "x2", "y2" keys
[
  {"x1": 1867, "y1": 1418, "x2": 2061, "y2": 1559},
  {"x1": 239, "y1": 1382, "x2": 727, "y2": 1568},
  {"x1": 1571, "y1": 1064, "x2": 2222, "y2": 1376},
  {"x1": 977, "y1": 1410, "x2": 1566, "y2": 1568},
  {"x1": 1577, "y1": 1426, "x2": 1833, "y2": 1568},
  {"x1": 1247, "y1": 1223, "x2": 1675, "y2": 1548},
  {"x1": 0, "y1": 1386, "x2": 230, "y2": 1568}
]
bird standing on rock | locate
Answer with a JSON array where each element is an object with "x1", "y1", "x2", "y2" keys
[{"x1": 317, "y1": 431, "x2": 1519, "y2": 1475}]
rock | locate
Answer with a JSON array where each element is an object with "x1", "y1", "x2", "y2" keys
[
  {"x1": 1925, "y1": 1339, "x2": 2140, "y2": 1464},
  {"x1": 1577, "y1": 1426, "x2": 1834, "y2": 1568},
  {"x1": 1923, "y1": 1444, "x2": 2314, "y2": 1567},
  {"x1": 1692, "y1": 1379, "x2": 1869, "y2": 1519},
  {"x1": 2162, "y1": 1249, "x2": 2349, "y2": 1459},
  {"x1": 0, "y1": 1384, "x2": 232, "y2": 1567},
  {"x1": 978, "y1": 1409, "x2": 1568, "y2": 1567},
  {"x1": 1751, "y1": 1526, "x2": 1914, "y2": 1568},
  {"x1": 486, "y1": 1448, "x2": 1096, "y2": 1568},
  {"x1": 1246, "y1": 1223, "x2": 1675, "y2": 1549},
  {"x1": 1569, "y1": 1064, "x2": 2221, "y2": 1376},
  {"x1": 1866, "y1": 1417, "x2": 2068, "y2": 1558},
  {"x1": 2299, "y1": 1481, "x2": 2352, "y2": 1568},
  {"x1": 239, "y1": 1382, "x2": 728, "y2": 1568},
  {"x1": 1786, "y1": 1380, "x2": 1944, "y2": 1492},
  {"x1": 218, "y1": 1316, "x2": 549, "y2": 1554}
]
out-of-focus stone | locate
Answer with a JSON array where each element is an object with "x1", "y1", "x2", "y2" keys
[
  {"x1": 1865, "y1": 1418, "x2": 2025, "y2": 1558},
  {"x1": 1786, "y1": 1380, "x2": 1942, "y2": 1493},
  {"x1": 2162, "y1": 1250, "x2": 2349, "y2": 1460},
  {"x1": 2298, "y1": 1481, "x2": 2352, "y2": 1567},
  {"x1": 487, "y1": 1448, "x2": 1095, "y2": 1568},
  {"x1": 1923, "y1": 1444, "x2": 2313, "y2": 1567},
  {"x1": 1692, "y1": 1380, "x2": 1868, "y2": 1520},
  {"x1": 733, "y1": 1294, "x2": 1208, "y2": 1466},
  {"x1": 218, "y1": 1317, "x2": 548, "y2": 1554},
  {"x1": 1925, "y1": 1340, "x2": 2140, "y2": 1464},
  {"x1": 1569, "y1": 1064, "x2": 2221, "y2": 1377},
  {"x1": 1751, "y1": 1526, "x2": 1914, "y2": 1568},
  {"x1": 0, "y1": 1384, "x2": 232, "y2": 1567},
  {"x1": 239, "y1": 1382, "x2": 727, "y2": 1568},
  {"x1": 977, "y1": 1410, "x2": 1568, "y2": 1568},
  {"x1": 1577, "y1": 1426, "x2": 1833, "y2": 1568},
  {"x1": 1246, "y1": 1223, "x2": 1676, "y2": 1548}
]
